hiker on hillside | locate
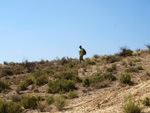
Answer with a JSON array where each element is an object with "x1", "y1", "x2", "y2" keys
[{"x1": 79, "y1": 45, "x2": 86, "y2": 63}]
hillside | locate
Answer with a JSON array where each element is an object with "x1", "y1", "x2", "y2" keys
[{"x1": 0, "y1": 49, "x2": 150, "y2": 113}]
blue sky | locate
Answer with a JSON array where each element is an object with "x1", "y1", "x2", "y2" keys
[{"x1": 0, "y1": 0, "x2": 150, "y2": 63}]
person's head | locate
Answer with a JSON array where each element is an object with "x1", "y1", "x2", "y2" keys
[{"x1": 79, "y1": 45, "x2": 82, "y2": 49}]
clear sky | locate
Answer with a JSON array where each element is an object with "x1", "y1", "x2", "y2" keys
[{"x1": 0, "y1": 0, "x2": 150, "y2": 63}]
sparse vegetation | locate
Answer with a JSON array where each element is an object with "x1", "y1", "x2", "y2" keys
[
  {"x1": 54, "y1": 96, "x2": 68, "y2": 111},
  {"x1": 21, "y1": 95, "x2": 40, "y2": 109},
  {"x1": 0, "y1": 68, "x2": 14, "y2": 77},
  {"x1": 119, "y1": 74, "x2": 131, "y2": 84},
  {"x1": 0, "y1": 98, "x2": 22, "y2": 113},
  {"x1": 1, "y1": 46, "x2": 150, "y2": 112},
  {"x1": 46, "y1": 96, "x2": 54, "y2": 105},
  {"x1": 125, "y1": 66, "x2": 143, "y2": 73},
  {"x1": 35, "y1": 74, "x2": 48, "y2": 86},
  {"x1": 142, "y1": 97, "x2": 150, "y2": 106},
  {"x1": 0, "y1": 80, "x2": 10, "y2": 92},
  {"x1": 106, "y1": 64, "x2": 117, "y2": 73},
  {"x1": 47, "y1": 79, "x2": 76, "y2": 94},
  {"x1": 82, "y1": 77, "x2": 90, "y2": 87},
  {"x1": 123, "y1": 97, "x2": 141, "y2": 113},
  {"x1": 68, "y1": 91, "x2": 78, "y2": 99},
  {"x1": 86, "y1": 59, "x2": 96, "y2": 65}
]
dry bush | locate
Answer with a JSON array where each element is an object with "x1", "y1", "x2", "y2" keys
[
  {"x1": 0, "y1": 80, "x2": 10, "y2": 92},
  {"x1": 54, "y1": 96, "x2": 68, "y2": 111},
  {"x1": 123, "y1": 97, "x2": 141, "y2": 113},
  {"x1": 106, "y1": 55, "x2": 121, "y2": 63},
  {"x1": 119, "y1": 74, "x2": 131, "y2": 84},
  {"x1": 68, "y1": 91, "x2": 78, "y2": 99},
  {"x1": 94, "y1": 80, "x2": 111, "y2": 89},
  {"x1": 119, "y1": 47, "x2": 133, "y2": 57}
]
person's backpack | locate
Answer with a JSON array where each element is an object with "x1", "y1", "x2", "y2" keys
[{"x1": 83, "y1": 49, "x2": 86, "y2": 55}]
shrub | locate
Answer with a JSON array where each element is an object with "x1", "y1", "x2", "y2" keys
[
  {"x1": 54, "y1": 96, "x2": 68, "y2": 111},
  {"x1": 17, "y1": 82, "x2": 28, "y2": 91},
  {"x1": 6, "y1": 102, "x2": 22, "y2": 113},
  {"x1": 21, "y1": 95, "x2": 39, "y2": 109},
  {"x1": 125, "y1": 66, "x2": 143, "y2": 73},
  {"x1": 0, "y1": 68, "x2": 13, "y2": 77},
  {"x1": 146, "y1": 72, "x2": 150, "y2": 76},
  {"x1": 82, "y1": 77, "x2": 90, "y2": 87},
  {"x1": 0, "y1": 80, "x2": 10, "y2": 92},
  {"x1": 119, "y1": 74, "x2": 131, "y2": 84},
  {"x1": 47, "y1": 79, "x2": 76, "y2": 94},
  {"x1": 123, "y1": 97, "x2": 141, "y2": 113},
  {"x1": 46, "y1": 96, "x2": 54, "y2": 105},
  {"x1": 94, "y1": 80, "x2": 110, "y2": 89},
  {"x1": 68, "y1": 91, "x2": 78, "y2": 99},
  {"x1": 55, "y1": 69, "x2": 81, "y2": 83},
  {"x1": 0, "y1": 99, "x2": 7, "y2": 113},
  {"x1": 31, "y1": 71, "x2": 43, "y2": 78},
  {"x1": 142, "y1": 97, "x2": 150, "y2": 106},
  {"x1": 7, "y1": 94, "x2": 22, "y2": 102},
  {"x1": 24, "y1": 76, "x2": 34, "y2": 86},
  {"x1": 37, "y1": 102, "x2": 47, "y2": 112},
  {"x1": 103, "y1": 73, "x2": 116, "y2": 81},
  {"x1": 106, "y1": 64, "x2": 117, "y2": 72},
  {"x1": 119, "y1": 47, "x2": 133, "y2": 57},
  {"x1": 86, "y1": 60, "x2": 96, "y2": 65},
  {"x1": 60, "y1": 57, "x2": 68, "y2": 65},
  {"x1": 106, "y1": 55, "x2": 121, "y2": 63},
  {"x1": 35, "y1": 74, "x2": 48, "y2": 86},
  {"x1": 0, "y1": 99, "x2": 22, "y2": 113},
  {"x1": 137, "y1": 66, "x2": 143, "y2": 70},
  {"x1": 125, "y1": 67, "x2": 138, "y2": 73},
  {"x1": 93, "y1": 54, "x2": 99, "y2": 59}
]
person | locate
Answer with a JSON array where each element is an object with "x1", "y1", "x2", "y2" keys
[{"x1": 79, "y1": 45, "x2": 84, "y2": 63}]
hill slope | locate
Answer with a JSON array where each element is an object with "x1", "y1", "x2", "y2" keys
[{"x1": 1, "y1": 50, "x2": 150, "y2": 113}]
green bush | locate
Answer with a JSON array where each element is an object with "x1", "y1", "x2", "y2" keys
[
  {"x1": 6, "y1": 102, "x2": 22, "y2": 113},
  {"x1": 82, "y1": 78, "x2": 90, "y2": 87},
  {"x1": 46, "y1": 96, "x2": 54, "y2": 105},
  {"x1": 68, "y1": 91, "x2": 78, "y2": 99},
  {"x1": 0, "y1": 80, "x2": 10, "y2": 92},
  {"x1": 0, "y1": 99, "x2": 22, "y2": 113},
  {"x1": 119, "y1": 74, "x2": 131, "y2": 84},
  {"x1": 21, "y1": 95, "x2": 40, "y2": 109},
  {"x1": 123, "y1": 97, "x2": 141, "y2": 113},
  {"x1": 47, "y1": 79, "x2": 76, "y2": 94},
  {"x1": 35, "y1": 74, "x2": 48, "y2": 86},
  {"x1": 142, "y1": 97, "x2": 150, "y2": 106},
  {"x1": 54, "y1": 96, "x2": 68, "y2": 111}
]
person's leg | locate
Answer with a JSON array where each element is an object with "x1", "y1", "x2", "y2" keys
[{"x1": 80, "y1": 55, "x2": 83, "y2": 62}]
